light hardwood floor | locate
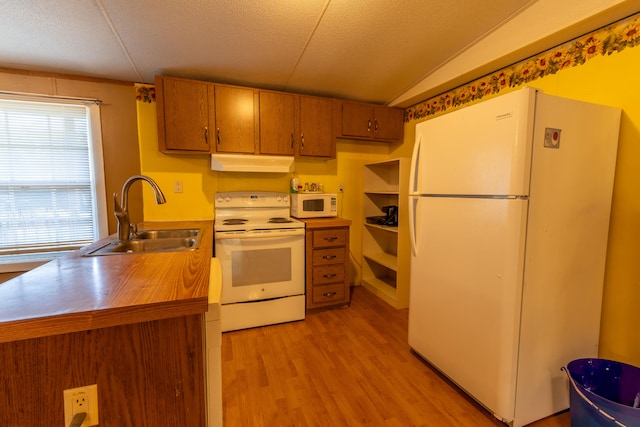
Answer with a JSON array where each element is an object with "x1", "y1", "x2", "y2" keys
[{"x1": 221, "y1": 286, "x2": 571, "y2": 426}]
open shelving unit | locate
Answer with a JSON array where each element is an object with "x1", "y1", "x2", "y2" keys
[{"x1": 361, "y1": 158, "x2": 410, "y2": 309}]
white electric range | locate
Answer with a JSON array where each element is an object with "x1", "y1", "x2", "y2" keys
[{"x1": 214, "y1": 191, "x2": 306, "y2": 332}]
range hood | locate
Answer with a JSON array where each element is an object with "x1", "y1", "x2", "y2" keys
[{"x1": 210, "y1": 154, "x2": 294, "y2": 173}]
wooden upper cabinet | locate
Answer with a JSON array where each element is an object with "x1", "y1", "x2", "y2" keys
[
  {"x1": 299, "y1": 95, "x2": 334, "y2": 158},
  {"x1": 259, "y1": 91, "x2": 297, "y2": 155},
  {"x1": 341, "y1": 102, "x2": 372, "y2": 139},
  {"x1": 155, "y1": 75, "x2": 399, "y2": 157},
  {"x1": 372, "y1": 106, "x2": 404, "y2": 141},
  {"x1": 214, "y1": 85, "x2": 257, "y2": 154},
  {"x1": 155, "y1": 75, "x2": 214, "y2": 153},
  {"x1": 340, "y1": 101, "x2": 404, "y2": 142},
  {"x1": 259, "y1": 92, "x2": 335, "y2": 158}
]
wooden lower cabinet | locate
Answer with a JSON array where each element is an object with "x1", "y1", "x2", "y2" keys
[
  {"x1": 0, "y1": 315, "x2": 205, "y2": 426},
  {"x1": 302, "y1": 218, "x2": 352, "y2": 310}
]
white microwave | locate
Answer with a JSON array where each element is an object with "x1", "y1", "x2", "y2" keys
[{"x1": 290, "y1": 193, "x2": 337, "y2": 218}]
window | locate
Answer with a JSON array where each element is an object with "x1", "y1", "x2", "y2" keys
[{"x1": 0, "y1": 95, "x2": 107, "y2": 271}]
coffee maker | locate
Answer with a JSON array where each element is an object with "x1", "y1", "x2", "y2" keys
[{"x1": 379, "y1": 205, "x2": 398, "y2": 226}]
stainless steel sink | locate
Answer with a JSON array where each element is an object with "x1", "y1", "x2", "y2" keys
[
  {"x1": 84, "y1": 228, "x2": 203, "y2": 256},
  {"x1": 133, "y1": 228, "x2": 200, "y2": 240}
]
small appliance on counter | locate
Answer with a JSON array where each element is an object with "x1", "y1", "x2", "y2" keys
[
  {"x1": 366, "y1": 205, "x2": 398, "y2": 226},
  {"x1": 290, "y1": 192, "x2": 337, "y2": 218}
]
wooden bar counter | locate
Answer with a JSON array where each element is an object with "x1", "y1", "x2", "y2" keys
[{"x1": 0, "y1": 220, "x2": 214, "y2": 426}]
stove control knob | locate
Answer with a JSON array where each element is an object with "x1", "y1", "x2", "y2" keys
[
  {"x1": 216, "y1": 195, "x2": 225, "y2": 203},
  {"x1": 276, "y1": 194, "x2": 282, "y2": 202},
  {"x1": 282, "y1": 194, "x2": 289, "y2": 202},
  {"x1": 225, "y1": 196, "x2": 231, "y2": 203}
]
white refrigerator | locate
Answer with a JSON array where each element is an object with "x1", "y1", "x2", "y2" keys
[{"x1": 408, "y1": 87, "x2": 620, "y2": 427}]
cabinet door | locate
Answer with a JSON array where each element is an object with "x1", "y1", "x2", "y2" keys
[
  {"x1": 299, "y1": 95, "x2": 334, "y2": 158},
  {"x1": 156, "y1": 76, "x2": 214, "y2": 152},
  {"x1": 214, "y1": 85, "x2": 256, "y2": 153},
  {"x1": 373, "y1": 106, "x2": 404, "y2": 141},
  {"x1": 341, "y1": 101, "x2": 372, "y2": 138},
  {"x1": 259, "y1": 91, "x2": 296, "y2": 155}
]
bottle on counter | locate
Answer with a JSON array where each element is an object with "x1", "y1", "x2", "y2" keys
[{"x1": 291, "y1": 174, "x2": 300, "y2": 193}]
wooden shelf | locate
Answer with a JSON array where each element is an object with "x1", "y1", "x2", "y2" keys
[
  {"x1": 362, "y1": 277, "x2": 398, "y2": 307},
  {"x1": 364, "y1": 191, "x2": 399, "y2": 195},
  {"x1": 363, "y1": 159, "x2": 401, "y2": 193},
  {"x1": 361, "y1": 158, "x2": 410, "y2": 309},
  {"x1": 363, "y1": 252, "x2": 397, "y2": 271},
  {"x1": 364, "y1": 223, "x2": 398, "y2": 233}
]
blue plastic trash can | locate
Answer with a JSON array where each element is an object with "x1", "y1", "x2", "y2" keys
[{"x1": 566, "y1": 358, "x2": 640, "y2": 426}]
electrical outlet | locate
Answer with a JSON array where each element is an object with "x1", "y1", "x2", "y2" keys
[
  {"x1": 63, "y1": 384, "x2": 99, "y2": 426},
  {"x1": 339, "y1": 183, "x2": 344, "y2": 192},
  {"x1": 174, "y1": 180, "x2": 183, "y2": 193}
]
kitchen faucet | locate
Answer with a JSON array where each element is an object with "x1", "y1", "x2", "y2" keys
[{"x1": 114, "y1": 175, "x2": 166, "y2": 243}]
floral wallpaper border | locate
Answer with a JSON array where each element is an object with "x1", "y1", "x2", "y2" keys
[
  {"x1": 135, "y1": 84, "x2": 155, "y2": 103},
  {"x1": 405, "y1": 12, "x2": 640, "y2": 122},
  {"x1": 136, "y1": 12, "x2": 640, "y2": 118}
]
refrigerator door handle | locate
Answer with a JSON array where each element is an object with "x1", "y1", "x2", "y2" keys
[
  {"x1": 409, "y1": 134, "x2": 422, "y2": 256},
  {"x1": 409, "y1": 196, "x2": 418, "y2": 256},
  {"x1": 409, "y1": 135, "x2": 421, "y2": 195}
]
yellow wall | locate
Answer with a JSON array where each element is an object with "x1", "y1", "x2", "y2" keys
[
  {"x1": 137, "y1": 99, "x2": 390, "y2": 284},
  {"x1": 528, "y1": 48, "x2": 640, "y2": 367}
]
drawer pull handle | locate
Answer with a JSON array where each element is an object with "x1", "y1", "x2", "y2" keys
[
  {"x1": 322, "y1": 255, "x2": 337, "y2": 260},
  {"x1": 324, "y1": 236, "x2": 338, "y2": 241},
  {"x1": 323, "y1": 291, "x2": 337, "y2": 297},
  {"x1": 323, "y1": 273, "x2": 337, "y2": 279}
]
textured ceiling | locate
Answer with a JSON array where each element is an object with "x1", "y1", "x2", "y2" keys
[{"x1": 0, "y1": 0, "x2": 638, "y2": 106}]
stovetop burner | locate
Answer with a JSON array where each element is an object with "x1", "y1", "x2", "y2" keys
[
  {"x1": 214, "y1": 191, "x2": 306, "y2": 232},
  {"x1": 268, "y1": 217, "x2": 293, "y2": 223},
  {"x1": 223, "y1": 218, "x2": 249, "y2": 225}
]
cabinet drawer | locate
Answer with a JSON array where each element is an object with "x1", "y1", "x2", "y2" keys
[
  {"x1": 311, "y1": 284, "x2": 346, "y2": 305},
  {"x1": 313, "y1": 228, "x2": 347, "y2": 248},
  {"x1": 313, "y1": 248, "x2": 346, "y2": 266},
  {"x1": 312, "y1": 265, "x2": 345, "y2": 285}
]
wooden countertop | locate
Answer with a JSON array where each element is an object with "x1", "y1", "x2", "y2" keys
[
  {"x1": 300, "y1": 217, "x2": 352, "y2": 229},
  {"x1": 0, "y1": 220, "x2": 213, "y2": 344}
]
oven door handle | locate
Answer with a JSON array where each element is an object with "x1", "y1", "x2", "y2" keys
[{"x1": 215, "y1": 229, "x2": 305, "y2": 240}]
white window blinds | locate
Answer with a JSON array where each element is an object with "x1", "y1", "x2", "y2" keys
[{"x1": 0, "y1": 96, "x2": 107, "y2": 265}]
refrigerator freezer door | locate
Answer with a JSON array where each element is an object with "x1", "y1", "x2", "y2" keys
[
  {"x1": 511, "y1": 92, "x2": 621, "y2": 426},
  {"x1": 408, "y1": 196, "x2": 528, "y2": 423},
  {"x1": 412, "y1": 87, "x2": 536, "y2": 197}
]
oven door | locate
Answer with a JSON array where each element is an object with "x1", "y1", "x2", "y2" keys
[{"x1": 215, "y1": 228, "x2": 305, "y2": 304}]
